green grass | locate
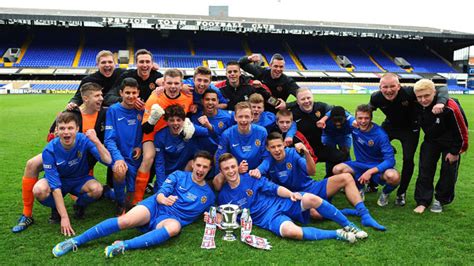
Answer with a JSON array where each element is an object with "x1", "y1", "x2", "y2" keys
[{"x1": 0, "y1": 94, "x2": 473, "y2": 264}]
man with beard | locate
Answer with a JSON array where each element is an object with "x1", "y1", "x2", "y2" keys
[
  {"x1": 238, "y1": 54, "x2": 299, "y2": 112},
  {"x1": 215, "y1": 61, "x2": 272, "y2": 111},
  {"x1": 104, "y1": 49, "x2": 163, "y2": 109}
]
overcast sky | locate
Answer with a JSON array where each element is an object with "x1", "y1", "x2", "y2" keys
[{"x1": 2, "y1": 0, "x2": 473, "y2": 33}]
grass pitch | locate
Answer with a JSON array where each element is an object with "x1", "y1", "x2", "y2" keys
[{"x1": 0, "y1": 94, "x2": 473, "y2": 264}]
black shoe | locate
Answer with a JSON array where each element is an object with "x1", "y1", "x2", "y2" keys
[
  {"x1": 145, "y1": 183, "x2": 154, "y2": 194},
  {"x1": 49, "y1": 208, "x2": 60, "y2": 224},
  {"x1": 115, "y1": 203, "x2": 126, "y2": 217},
  {"x1": 73, "y1": 204, "x2": 86, "y2": 220}
]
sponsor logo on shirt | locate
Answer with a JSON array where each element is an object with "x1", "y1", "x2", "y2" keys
[
  {"x1": 127, "y1": 119, "x2": 137, "y2": 126},
  {"x1": 232, "y1": 143, "x2": 239, "y2": 147},
  {"x1": 105, "y1": 125, "x2": 113, "y2": 130},
  {"x1": 118, "y1": 117, "x2": 126, "y2": 121},
  {"x1": 246, "y1": 189, "x2": 253, "y2": 197},
  {"x1": 242, "y1": 145, "x2": 252, "y2": 152},
  {"x1": 56, "y1": 161, "x2": 65, "y2": 166},
  {"x1": 165, "y1": 145, "x2": 173, "y2": 150},
  {"x1": 44, "y1": 164, "x2": 52, "y2": 169},
  {"x1": 186, "y1": 192, "x2": 197, "y2": 201}
]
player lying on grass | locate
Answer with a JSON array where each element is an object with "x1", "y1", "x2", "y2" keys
[
  {"x1": 33, "y1": 111, "x2": 112, "y2": 236},
  {"x1": 250, "y1": 132, "x2": 386, "y2": 231},
  {"x1": 215, "y1": 153, "x2": 362, "y2": 243},
  {"x1": 12, "y1": 82, "x2": 107, "y2": 233},
  {"x1": 52, "y1": 151, "x2": 215, "y2": 258}
]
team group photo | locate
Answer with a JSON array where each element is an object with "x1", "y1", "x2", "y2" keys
[{"x1": 0, "y1": 1, "x2": 473, "y2": 264}]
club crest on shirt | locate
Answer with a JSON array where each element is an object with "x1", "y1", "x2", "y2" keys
[
  {"x1": 402, "y1": 101, "x2": 409, "y2": 106},
  {"x1": 368, "y1": 140, "x2": 374, "y2": 147},
  {"x1": 315, "y1": 111, "x2": 321, "y2": 118},
  {"x1": 149, "y1": 83, "x2": 156, "y2": 90},
  {"x1": 77, "y1": 151, "x2": 82, "y2": 159},
  {"x1": 137, "y1": 114, "x2": 142, "y2": 121},
  {"x1": 218, "y1": 121, "x2": 224, "y2": 129},
  {"x1": 276, "y1": 86, "x2": 283, "y2": 92},
  {"x1": 255, "y1": 139, "x2": 261, "y2": 147},
  {"x1": 246, "y1": 189, "x2": 253, "y2": 197},
  {"x1": 286, "y1": 163, "x2": 292, "y2": 170},
  {"x1": 201, "y1": 196, "x2": 207, "y2": 204}
]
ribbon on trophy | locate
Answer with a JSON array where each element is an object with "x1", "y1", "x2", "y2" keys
[
  {"x1": 201, "y1": 206, "x2": 217, "y2": 249},
  {"x1": 240, "y1": 208, "x2": 272, "y2": 250}
]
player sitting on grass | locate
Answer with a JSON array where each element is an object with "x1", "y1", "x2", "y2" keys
[
  {"x1": 251, "y1": 132, "x2": 385, "y2": 231},
  {"x1": 216, "y1": 153, "x2": 358, "y2": 243},
  {"x1": 333, "y1": 104, "x2": 400, "y2": 207},
  {"x1": 51, "y1": 151, "x2": 215, "y2": 258},
  {"x1": 12, "y1": 82, "x2": 107, "y2": 233},
  {"x1": 33, "y1": 111, "x2": 112, "y2": 236}
]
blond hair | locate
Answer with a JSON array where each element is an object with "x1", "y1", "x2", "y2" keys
[{"x1": 413, "y1": 79, "x2": 435, "y2": 93}]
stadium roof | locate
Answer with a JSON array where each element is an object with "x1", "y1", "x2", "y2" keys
[{"x1": 1, "y1": 7, "x2": 473, "y2": 40}]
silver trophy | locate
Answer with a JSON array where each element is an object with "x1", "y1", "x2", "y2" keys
[{"x1": 218, "y1": 204, "x2": 241, "y2": 241}]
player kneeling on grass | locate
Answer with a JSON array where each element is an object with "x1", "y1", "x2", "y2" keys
[
  {"x1": 251, "y1": 132, "x2": 385, "y2": 231},
  {"x1": 333, "y1": 104, "x2": 400, "y2": 207},
  {"x1": 105, "y1": 77, "x2": 144, "y2": 216},
  {"x1": 216, "y1": 153, "x2": 357, "y2": 243},
  {"x1": 52, "y1": 151, "x2": 215, "y2": 258},
  {"x1": 33, "y1": 111, "x2": 112, "y2": 236}
]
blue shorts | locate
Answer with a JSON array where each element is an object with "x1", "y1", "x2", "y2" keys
[
  {"x1": 307, "y1": 179, "x2": 329, "y2": 201},
  {"x1": 125, "y1": 159, "x2": 139, "y2": 193},
  {"x1": 137, "y1": 195, "x2": 182, "y2": 233},
  {"x1": 259, "y1": 193, "x2": 310, "y2": 237},
  {"x1": 60, "y1": 175, "x2": 95, "y2": 196},
  {"x1": 322, "y1": 134, "x2": 352, "y2": 149},
  {"x1": 344, "y1": 161, "x2": 387, "y2": 188}
]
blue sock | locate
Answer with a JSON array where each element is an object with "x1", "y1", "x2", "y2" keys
[
  {"x1": 124, "y1": 227, "x2": 170, "y2": 250},
  {"x1": 355, "y1": 202, "x2": 369, "y2": 216},
  {"x1": 39, "y1": 194, "x2": 56, "y2": 208},
  {"x1": 76, "y1": 193, "x2": 96, "y2": 207},
  {"x1": 302, "y1": 227, "x2": 337, "y2": 240},
  {"x1": 340, "y1": 208, "x2": 360, "y2": 217},
  {"x1": 383, "y1": 184, "x2": 396, "y2": 194},
  {"x1": 113, "y1": 179, "x2": 126, "y2": 205},
  {"x1": 355, "y1": 202, "x2": 386, "y2": 231},
  {"x1": 316, "y1": 199, "x2": 351, "y2": 227},
  {"x1": 73, "y1": 218, "x2": 120, "y2": 246}
]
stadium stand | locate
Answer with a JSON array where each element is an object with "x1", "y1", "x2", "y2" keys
[
  {"x1": 247, "y1": 35, "x2": 298, "y2": 70},
  {"x1": 288, "y1": 38, "x2": 341, "y2": 71},
  {"x1": 79, "y1": 28, "x2": 128, "y2": 67},
  {"x1": 383, "y1": 40, "x2": 456, "y2": 73},
  {"x1": 326, "y1": 39, "x2": 381, "y2": 72},
  {"x1": 17, "y1": 27, "x2": 79, "y2": 67}
]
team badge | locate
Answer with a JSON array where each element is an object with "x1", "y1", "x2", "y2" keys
[
  {"x1": 137, "y1": 114, "x2": 142, "y2": 121},
  {"x1": 255, "y1": 139, "x2": 261, "y2": 147},
  {"x1": 101, "y1": 124, "x2": 105, "y2": 132},
  {"x1": 201, "y1": 196, "x2": 208, "y2": 204},
  {"x1": 276, "y1": 86, "x2": 283, "y2": 92},
  {"x1": 368, "y1": 140, "x2": 374, "y2": 147},
  {"x1": 149, "y1": 83, "x2": 156, "y2": 90},
  {"x1": 402, "y1": 101, "x2": 409, "y2": 106},
  {"x1": 218, "y1": 121, "x2": 224, "y2": 129},
  {"x1": 246, "y1": 189, "x2": 254, "y2": 197},
  {"x1": 315, "y1": 111, "x2": 321, "y2": 118},
  {"x1": 286, "y1": 163, "x2": 292, "y2": 170},
  {"x1": 77, "y1": 151, "x2": 82, "y2": 158}
]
